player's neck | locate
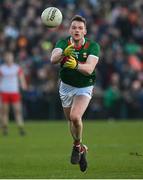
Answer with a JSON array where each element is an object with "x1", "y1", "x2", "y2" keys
[
  {"x1": 6, "y1": 62, "x2": 14, "y2": 66},
  {"x1": 70, "y1": 37, "x2": 85, "y2": 49}
]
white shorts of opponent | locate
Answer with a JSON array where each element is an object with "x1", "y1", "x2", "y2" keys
[{"x1": 59, "y1": 81, "x2": 94, "y2": 108}]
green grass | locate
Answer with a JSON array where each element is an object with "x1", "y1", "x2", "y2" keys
[{"x1": 0, "y1": 120, "x2": 143, "y2": 179}]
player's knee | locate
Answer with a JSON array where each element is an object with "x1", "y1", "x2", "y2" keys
[
  {"x1": 14, "y1": 108, "x2": 22, "y2": 115},
  {"x1": 70, "y1": 113, "x2": 79, "y2": 121},
  {"x1": 70, "y1": 113, "x2": 81, "y2": 125}
]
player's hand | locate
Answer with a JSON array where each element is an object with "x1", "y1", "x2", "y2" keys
[
  {"x1": 63, "y1": 44, "x2": 76, "y2": 57},
  {"x1": 63, "y1": 56, "x2": 78, "y2": 69}
]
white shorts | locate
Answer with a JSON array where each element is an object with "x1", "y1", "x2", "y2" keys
[{"x1": 59, "y1": 81, "x2": 94, "y2": 107}]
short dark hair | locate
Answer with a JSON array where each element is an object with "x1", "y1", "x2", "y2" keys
[{"x1": 70, "y1": 15, "x2": 86, "y2": 26}]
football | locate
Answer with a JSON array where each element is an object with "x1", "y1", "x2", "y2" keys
[{"x1": 41, "y1": 7, "x2": 63, "y2": 27}]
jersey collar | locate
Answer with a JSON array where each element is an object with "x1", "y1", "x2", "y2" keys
[{"x1": 69, "y1": 37, "x2": 85, "y2": 50}]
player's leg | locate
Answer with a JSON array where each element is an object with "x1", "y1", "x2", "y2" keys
[
  {"x1": 1, "y1": 103, "x2": 9, "y2": 135},
  {"x1": 69, "y1": 95, "x2": 90, "y2": 165},
  {"x1": 11, "y1": 93, "x2": 25, "y2": 135},
  {"x1": 70, "y1": 95, "x2": 90, "y2": 143},
  {"x1": 63, "y1": 106, "x2": 82, "y2": 165},
  {"x1": 12, "y1": 102, "x2": 25, "y2": 136},
  {"x1": 63, "y1": 107, "x2": 78, "y2": 141},
  {"x1": 59, "y1": 82, "x2": 78, "y2": 142},
  {"x1": 0, "y1": 93, "x2": 10, "y2": 135}
]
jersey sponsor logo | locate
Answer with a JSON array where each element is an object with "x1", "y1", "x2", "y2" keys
[
  {"x1": 75, "y1": 52, "x2": 88, "y2": 59},
  {"x1": 83, "y1": 52, "x2": 87, "y2": 58}
]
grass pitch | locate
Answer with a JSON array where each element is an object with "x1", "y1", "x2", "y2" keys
[{"x1": 0, "y1": 120, "x2": 143, "y2": 179}]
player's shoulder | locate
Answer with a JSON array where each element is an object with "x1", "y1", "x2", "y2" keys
[
  {"x1": 55, "y1": 36, "x2": 70, "y2": 49},
  {"x1": 87, "y1": 38, "x2": 100, "y2": 48},
  {"x1": 56, "y1": 36, "x2": 69, "y2": 44},
  {"x1": 85, "y1": 38, "x2": 100, "y2": 56}
]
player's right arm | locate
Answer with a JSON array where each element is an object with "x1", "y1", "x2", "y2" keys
[
  {"x1": 51, "y1": 48, "x2": 64, "y2": 64},
  {"x1": 51, "y1": 39, "x2": 75, "y2": 64}
]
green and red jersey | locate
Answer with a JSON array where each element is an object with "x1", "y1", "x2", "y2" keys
[{"x1": 55, "y1": 36, "x2": 100, "y2": 87}]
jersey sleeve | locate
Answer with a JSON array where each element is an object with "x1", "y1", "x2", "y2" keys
[
  {"x1": 89, "y1": 42, "x2": 100, "y2": 57},
  {"x1": 55, "y1": 39, "x2": 68, "y2": 50}
]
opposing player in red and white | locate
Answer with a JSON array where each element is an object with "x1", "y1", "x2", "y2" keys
[{"x1": 0, "y1": 51, "x2": 27, "y2": 136}]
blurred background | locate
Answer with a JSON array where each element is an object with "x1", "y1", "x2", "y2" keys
[{"x1": 0, "y1": 0, "x2": 143, "y2": 120}]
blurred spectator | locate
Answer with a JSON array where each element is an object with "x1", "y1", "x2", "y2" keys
[
  {"x1": 123, "y1": 80, "x2": 143, "y2": 119},
  {"x1": 103, "y1": 73, "x2": 122, "y2": 119}
]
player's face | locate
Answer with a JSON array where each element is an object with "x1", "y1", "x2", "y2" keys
[
  {"x1": 4, "y1": 53, "x2": 14, "y2": 64},
  {"x1": 69, "y1": 21, "x2": 87, "y2": 41}
]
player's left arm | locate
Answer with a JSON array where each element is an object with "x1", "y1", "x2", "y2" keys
[
  {"x1": 18, "y1": 68, "x2": 27, "y2": 91},
  {"x1": 77, "y1": 42, "x2": 100, "y2": 75},
  {"x1": 77, "y1": 55, "x2": 99, "y2": 75}
]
